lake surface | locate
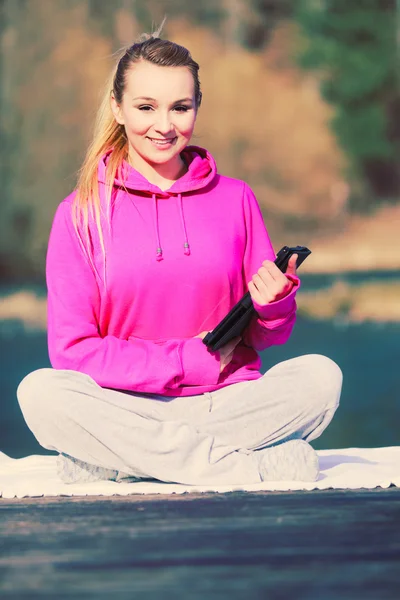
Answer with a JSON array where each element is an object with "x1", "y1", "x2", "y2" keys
[{"x1": 1, "y1": 278, "x2": 399, "y2": 458}]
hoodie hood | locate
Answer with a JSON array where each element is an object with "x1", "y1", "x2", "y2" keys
[{"x1": 98, "y1": 145, "x2": 217, "y2": 261}]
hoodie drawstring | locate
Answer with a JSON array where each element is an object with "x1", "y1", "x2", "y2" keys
[
  {"x1": 152, "y1": 193, "x2": 163, "y2": 261},
  {"x1": 152, "y1": 192, "x2": 191, "y2": 261},
  {"x1": 178, "y1": 193, "x2": 191, "y2": 256}
]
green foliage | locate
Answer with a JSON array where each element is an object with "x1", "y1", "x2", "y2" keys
[
  {"x1": 294, "y1": 0, "x2": 399, "y2": 198},
  {"x1": 237, "y1": 0, "x2": 294, "y2": 50},
  {"x1": 133, "y1": 0, "x2": 225, "y2": 32},
  {"x1": 332, "y1": 104, "x2": 393, "y2": 159}
]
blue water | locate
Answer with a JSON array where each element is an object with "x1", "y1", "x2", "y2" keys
[
  {"x1": 1, "y1": 306, "x2": 399, "y2": 458},
  {"x1": 301, "y1": 269, "x2": 400, "y2": 290}
]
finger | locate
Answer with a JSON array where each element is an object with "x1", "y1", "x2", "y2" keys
[
  {"x1": 221, "y1": 340, "x2": 240, "y2": 361},
  {"x1": 260, "y1": 261, "x2": 280, "y2": 282},
  {"x1": 286, "y1": 254, "x2": 298, "y2": 276},
  {"x1": 263, "y1": 259, "x2": 295, "y2": 280},
  {"x1": 252, "y1": 273, "x2": 277, "y2": 302},
  {"x1": 195, "y1": 331, "x2": 209, "y2": 339},
  {"x1": 252, "y1": 270, "x2": 293, "y2": 304},
  {"x1": 248, "y1": 279, "x2": 267, "y2": 305},
  {"x1": 260, "y1": 259, "x2": 275, "y2": 270},
  {"x1": 221, "y1": 345, "x2": 238, "y2": 372},
  {"x1": 226, "y1": 335, "x2": 241, "y2": 351},
  {"x1": 257, "y1": 264, "x2": 278, "y2": 285},
  {"x1": 260, "y1": 262, "x2": 290, "y2": 291},
  {"x1": 220, "y1": 355, "x2": 233, "y2": 373}
]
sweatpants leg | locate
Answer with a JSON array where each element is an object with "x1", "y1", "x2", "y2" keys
[
  {"x1": 194, "y1": 354, "x2": 342, "y2": 450},
  {"x1": 16, "y1": 368, "x2": 261, "y2": 486},
  {"x1": 16, "y1": 353, "x2": 342, "y2": 486}
]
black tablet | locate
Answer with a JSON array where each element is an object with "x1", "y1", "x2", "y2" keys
[{"x1": 202, "y1": 246, "x2": 311, "y2": 352}]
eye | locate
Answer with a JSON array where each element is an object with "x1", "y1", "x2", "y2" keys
[{"x1": 137, "y1": 104, "x2": 191, "y2": 112}]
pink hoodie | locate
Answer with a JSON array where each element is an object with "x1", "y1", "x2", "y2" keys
[{"x1": 46, "y1": 146, "x2": 300, "y2": 396}]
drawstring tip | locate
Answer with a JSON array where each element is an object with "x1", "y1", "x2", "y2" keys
[
  {"x1": 156, "y1": 247, "x2": 163, "y2": 261},
  {"x1": 184, "y1": 242, "x2": 190, "y2": 256}
]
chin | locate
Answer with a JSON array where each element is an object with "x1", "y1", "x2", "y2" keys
[{"x1": 147, "y1": 145, "x2": 188, "y2": 163}]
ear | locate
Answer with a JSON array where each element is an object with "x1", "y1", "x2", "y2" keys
[{"x1": 110, "y1": 93, "x2": 125, "y2": 125}]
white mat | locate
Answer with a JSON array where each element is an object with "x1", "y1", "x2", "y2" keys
[{"x1": 1, "y1": 447, "x2": 399, "y2": 499}]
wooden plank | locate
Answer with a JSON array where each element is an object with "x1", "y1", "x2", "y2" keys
[{"x1": 1, "y1": 488, "x2": 400, "y2": 598}]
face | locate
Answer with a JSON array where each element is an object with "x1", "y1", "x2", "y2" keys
[{"x1": 111, "y1": 61, "x2": 197, "y2": 167}]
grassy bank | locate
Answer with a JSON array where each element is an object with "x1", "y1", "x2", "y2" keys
[
  {"x1": 302, "y1": 204, "x2": 400, "y2": 274},
  {"x1": 1, "y1": 280, "x2": 399, "y2": 330},
  {"x1": 297, "y1": 280, "x2": 400, "y2": 323}
]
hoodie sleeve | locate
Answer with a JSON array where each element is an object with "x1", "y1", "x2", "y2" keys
[
  {"x1": 240, "y1": 183, "x2": 300, "y2": 352},
  {"x1": 46, "y1": 200, "x2": 220, "y2": 393}
]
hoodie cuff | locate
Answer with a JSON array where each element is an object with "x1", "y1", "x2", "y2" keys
[
  {"x1": 252, "y1": 274, "x2": 300, "y2": 322},
  {"x1": 180, "y1": 337, "x2": 221, "y2": 386}
]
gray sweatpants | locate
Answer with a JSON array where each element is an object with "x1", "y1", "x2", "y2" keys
[{"x1": 17, "y1": 354, "x2": 342, "y2": 485}]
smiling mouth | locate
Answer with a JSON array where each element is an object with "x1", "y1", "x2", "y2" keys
[{"x1": 147, "y1": 137, "x2": 177, "y2": 144}]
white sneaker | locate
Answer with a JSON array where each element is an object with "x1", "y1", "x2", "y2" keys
[
  {"x1": 56, "y1": 453, "x2": 119, "y2": 484},
  {"x1": 255, "y1": 440, "x2": 319, "y2": 482}
]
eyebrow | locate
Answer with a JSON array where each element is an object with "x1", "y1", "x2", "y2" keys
[{"x1": 132, "y1": 96, "x2": 193, "y2": 103}]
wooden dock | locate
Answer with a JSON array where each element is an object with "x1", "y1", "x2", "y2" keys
[{"x1": 1, "y1": 488, "x2": 400, "y2": 598}]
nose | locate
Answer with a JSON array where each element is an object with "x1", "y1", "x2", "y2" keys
[{"x1": 154, "y1": 110, "x2": 174, "y2": 135}]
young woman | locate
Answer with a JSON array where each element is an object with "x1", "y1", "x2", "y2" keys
[{"x1": 16, "y1": 30, "x2": 342, "y2": 486}]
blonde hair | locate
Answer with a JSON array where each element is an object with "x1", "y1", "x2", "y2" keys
[{"x1": 72, "y1": 18, "x2": 202, "y2": 285}]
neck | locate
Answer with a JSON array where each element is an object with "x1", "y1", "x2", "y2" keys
[{"x1": 127, "y1": 147, "x2": 188, "y2": 191}]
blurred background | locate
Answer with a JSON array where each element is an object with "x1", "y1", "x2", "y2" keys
[{"x1": 1, "y1": 0, "x2": 399, "y2": 458}]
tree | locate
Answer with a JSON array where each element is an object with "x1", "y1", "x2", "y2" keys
[{"x1": 294, "y1": 0, "x2": 399, "y2": 207}]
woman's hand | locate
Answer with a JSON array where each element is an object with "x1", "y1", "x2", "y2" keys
[
  {"x1": 247, "y1": 254, "x2": 297, "y2": 307},
  {"x1": 196, "y1": 331, "x2": 241, "y2": 374}
]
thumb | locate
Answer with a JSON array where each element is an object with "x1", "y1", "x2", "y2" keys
[
  {"x1": 195, "y1": 331, "x2": 209, "y2": 339},
  {"x1": 285, "y1": 254, "x2": 298, "y2": 276}
]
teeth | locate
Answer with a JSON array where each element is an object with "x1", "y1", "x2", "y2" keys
[{"x1": 149, "y1": 138, "x2": 174, "y2": 144}]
